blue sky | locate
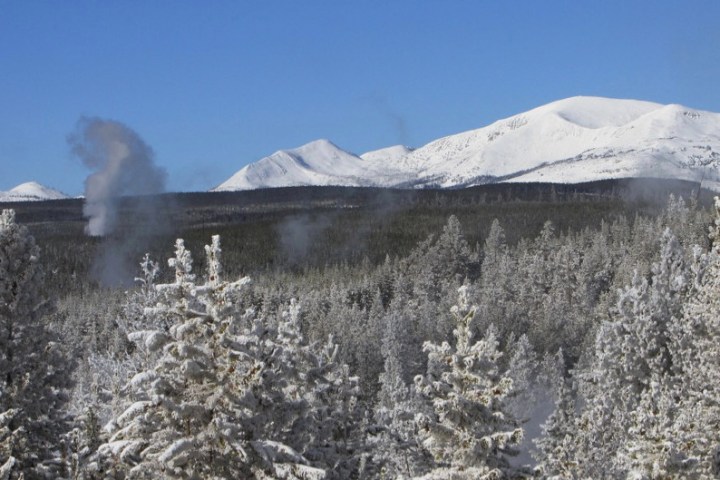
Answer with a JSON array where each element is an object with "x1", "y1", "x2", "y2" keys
[{"x1": 2, "y1": 1, "x2": 719, "y2": 195}]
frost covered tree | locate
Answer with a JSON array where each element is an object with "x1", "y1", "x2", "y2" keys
[
  {"x1": 403, "y1": 216, "x2": 478, "y2": 305},
  {"x1": 0, "y1": 209, "x2": 72, "y2": 478},
  {"x1": 90, "y1": 237, "x2": 327, "y2": 479},
  {"x1": 617, "y1": 372, "x2": 695, "y2": 479},
  {"x1": 503, "y1": 334, "x2": 563, "y2": 470},
  {"x1": 533, "y1": 375, "x2": 577, "y2": 479},
  {"x1": 575, "y1": 228, "x2": 614, "y2": 310},
  {"x1": 536, "y1": 242, "x2": 590, "y2": 358},
  {"x1": 540, "y1": 227, "x2": 692, "y2": 478},
  {"x1": 662, "y1": 193, "x2": 708, "y2": 252},
  {"x1": 562, "y1": 228, "x2": 690, "y2": 477},
  {"x1": 412, "y1": 286, "x2": 527, "y2": 479},
  {"x1": 64, "y1": 254, "x2": 165, "y2": 475},
  {"x1": 477, "y1": 220, "x2": 520, "y2": 338},
  {"x1": 504, "y1": 335, "x2": 537, "y2": 423},
  {"x1": 371, "y1": 306, "x2": 432, "y2": 479},
  {"x1": 275, "y1": 300, "x2": 367, "y2": 478},
  {"x1": 90, "y1": 236, "x2": 368, "y2": 479},
  {"x1": 659, "y1": 196, "x2": 720, "y2": 477}
]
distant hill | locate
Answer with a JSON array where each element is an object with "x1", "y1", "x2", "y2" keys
[{"x1": 0, "y1": 182, "x2": 69, "y2": 203}]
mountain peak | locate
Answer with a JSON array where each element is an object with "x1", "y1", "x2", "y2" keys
[
  {"x1": 214, "y1": 139, "x2": 379, "y2": 191},
  {"x1": 360, "y1": 145, "x2": 414, "y2": 164},
  {"x1": 290, "y1": 139, "x2": 348, "y2": 157},
  {"x1": 1, "y1": 182, "x2": 69, "y2": 202},
  {"x1": 529, "y1": 96, "x2": 663, "y2": 129}
]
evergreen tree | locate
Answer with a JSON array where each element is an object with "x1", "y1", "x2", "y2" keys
[
  {"x1": 663, "y1": 196, "x2": 720, "y2": 477},
  {"x1": 618, "y1": 373, "x2": 695, "y2": 479},
  {"x1": 477, "y1": 219, "x2": 521, "y2": 339},
  {"x1": 504, "y1": 334, "x2": 537, "y2": 423},
  {"x1": 0, "y1": 209, "x2": 73, "y2": 478},
  {"x1": 567, "y1": 228, "x2": 691, "y2": 477},
  {"x1": 404, "y1": 216, "x2": 477, "y2": 304},
  {"x1": 277, "y1": 300, "x2": 367, "y2": 479},
  {"x1": 533, "y1": 376, "x2": 577, "y2": 479},
  {"x1": 91, "y1": 237, "x2": 325, "y2": 479},
  {"x1": 413, "y1": 286, "x2": 526, "y2": 479},
  {"x1": 371, "y1": 305, "x2": 432, "y2": 479},
  {"x1": 482, "y1": 219, "x2": 507, "y2": 270}
]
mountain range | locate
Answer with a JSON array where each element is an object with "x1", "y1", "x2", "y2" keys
[
  {"x1": 213, "y1": 96, "x2": 720, "y2": 192},
  {"x1": 4, "y1": 96, "x2": 720, "y2": 202}
]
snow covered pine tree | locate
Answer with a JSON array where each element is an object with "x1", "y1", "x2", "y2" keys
[
  {"x1": 91, "y1": 236, "x2": 367, "y2": 479},
  {"x1": 661, "y1": 196, "x2": 720, "y2": 477},
  {"x1": 91, "y1": 237, "x2": 324, "y2": 478},
  {"x1": 0, "y1": 210, "x2": 72, "y2": 478},
  {"x1": 413, "y1": 286, "x2": 528, "y2": 479}
]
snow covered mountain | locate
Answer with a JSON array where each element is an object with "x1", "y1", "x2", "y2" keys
[
  {"x1": 214, "y1": 96, "x2": 720, "y2": 191},
  {"x1": 0, "y1": 182, "x2": 69, "y2": 202},
  {"x1": 213, "y1": 139, "x2": 412, "y2": 191},
  {"x1": 216, "y1": 140, "x2": 375, "y2": 190}
]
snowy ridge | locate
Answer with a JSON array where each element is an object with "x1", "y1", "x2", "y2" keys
[
  {"x1": 0, "y1": 182, "x2": 69, "y2": 202},
  {"x1": 214, "y1": 96, "x2": 720, "y2": 191},
  {"x1": 213, "y1": 139, "x2": 412, "y2": 191},
  {"x1": 360, "y1": 144, "x2": 414, "y2": 164},
  {"x1": 216, "y1": 140, "x2": 369, "y2": 190}
]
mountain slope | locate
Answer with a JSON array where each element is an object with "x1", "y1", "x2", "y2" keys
[
  {"x1": 215, "y1": 96, "x2": 720, "y2": 191},
  {"x1": 360, "y1": 145, "x2": 414, "y2": 165},
  {"x1": 0, "y1": 182, "x2": 69, "y2": 202},
  {"x1": 215, "y1": 139, "x2": 378, "y2": 191},
  {"x1": 411, "y1": 98, "x2": 720, "y2": 188}
]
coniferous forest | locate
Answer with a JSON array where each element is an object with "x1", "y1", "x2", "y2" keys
[{"x1": 2, "y1": 180, "x2": 720, "y2": 479}]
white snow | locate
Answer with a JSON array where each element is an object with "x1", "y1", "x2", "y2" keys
[
  {"x1": 116, "y1": 400, "x2": 152, "y2": 426},
  {"x1": 214, "y1": 96, "x2": 720, "y2": 191},
  {"x1": 411, "y1": 97, "x2": 720, "y2": 187},
  {"x1": 214, "y1": 139, "x2": 382, "y2": 191},
  {"x1": 0, "y1": 182, "x2": 69, "y2": 202},
  {"x1": 359, "y1": 144, "x2": 414, "y2": 164},
  {"x1": 158, "y1": 438, "x2": 194, "y2": 464}
]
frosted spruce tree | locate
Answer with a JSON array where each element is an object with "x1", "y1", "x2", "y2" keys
[
  {"x1": 90, "y1": 237, "x2": 326, "y2": 479},
  {"x1": 371, "y1": 307, "x2": 433, "y2": 479},
  {"x1": 660, "y1": 196, "x2": 720, "y2": 477},
  {"x1": 0, "y1": 209, "x2": 72, "y2": 478},
  {"x1": 533, "y1": 374, "x2": 578, "y2": 479},
  {"x1": 403, "y1": 215, "x2": 477, "y2": 305},
  {"x1": 412, "y1": 286, "x2": 527, "y2": 479},
  {"x1": 504, "y1": 334, "x2": 537, "y2": 423},
  {"x1": 559, "y1": 228, "x2": 690, "y2": 478},
  {"x1": 275, "y1": 300, "x2": 367, "y2": 479},
  {"x1": 477, "y1": 219, "x2": 520, "y2": 339},
  {"x1": 617, "y1": 372, "x2": 695, "y2": 479},
  {"x1": 70, "y1": 253, "x2": 164, "y2": 432}
]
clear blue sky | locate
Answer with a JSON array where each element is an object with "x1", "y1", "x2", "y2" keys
[{"x1": 2, "y1": 1, "x2": 719, "y2": 195}]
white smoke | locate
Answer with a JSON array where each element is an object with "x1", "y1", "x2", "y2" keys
[{"x1": 69, "y1": 117, "x2": 167, "y2": 236}]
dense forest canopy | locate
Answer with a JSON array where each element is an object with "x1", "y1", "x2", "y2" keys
[{"x1": 1, "y1": 180, "x2": 719, "y2": 478}]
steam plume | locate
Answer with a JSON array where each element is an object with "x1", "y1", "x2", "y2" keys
[{"x1": 69, "y1": 117, "x2": 166, "y2": 236}]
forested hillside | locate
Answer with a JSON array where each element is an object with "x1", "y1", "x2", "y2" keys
[{"x1": 1, "y1": 182, "x2": 719, "y2": 478}]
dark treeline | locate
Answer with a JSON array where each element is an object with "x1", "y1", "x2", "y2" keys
[{"x1": 10, "y1": 178, "x2": 712, "y2": 291}]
